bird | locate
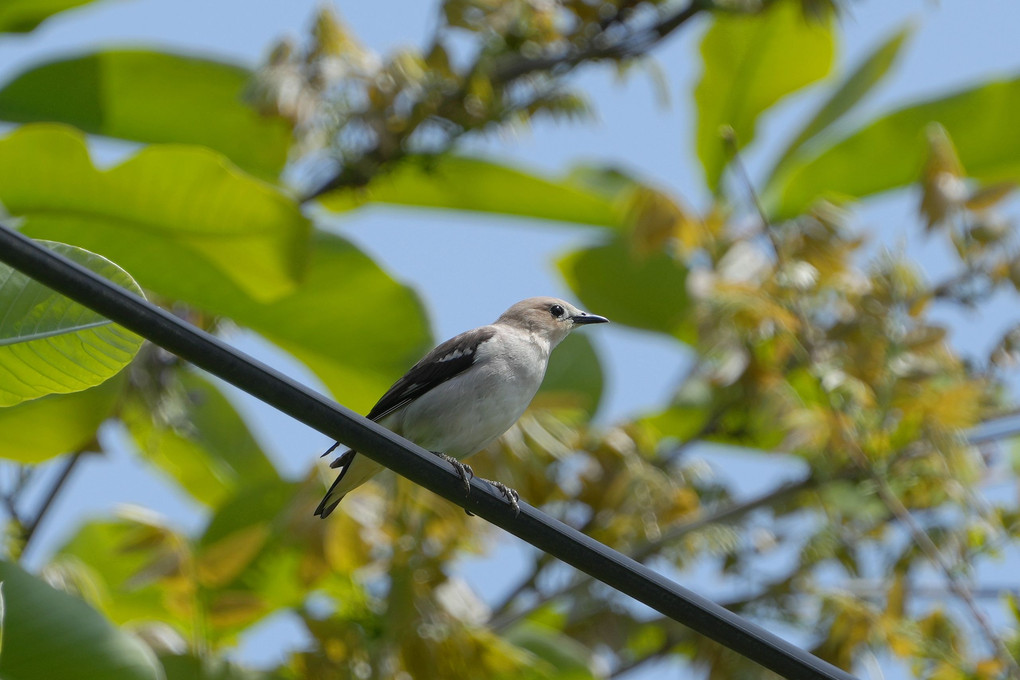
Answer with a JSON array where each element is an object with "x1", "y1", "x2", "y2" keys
[{"x1": 314, "y1": 296, "x2": 609, "y2": 518}]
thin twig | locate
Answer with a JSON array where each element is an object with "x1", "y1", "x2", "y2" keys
[
  {"x1": 302, "y1": 1, "x2": 707, "y2": 202},
  {"x1": 22, "y1": 452, "x2": 83, "y2": 554},
  {"x1": 728, "y1": 136, "x2": 1019, "y2": 675},
  {"x1": 492, "y1": 1, "x2": 708, "y2": 82},
  {"x1": 855, "y1": 444, "x2": 1018, "y2": 675},
  {"x1": 490, "y1": 473, "x2": 817, "y2": 631}
]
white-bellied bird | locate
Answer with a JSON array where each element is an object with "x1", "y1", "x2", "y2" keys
[{"x1": 315, "y1": 297, "x2": 608, "y2": 518}]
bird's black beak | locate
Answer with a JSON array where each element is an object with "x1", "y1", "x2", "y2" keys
[{"x1": 571, "y1": 312, "x2": 609, "y2": 325}]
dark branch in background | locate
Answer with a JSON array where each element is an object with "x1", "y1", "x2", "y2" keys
[
  {"x1": 490, "y1": 1, "x2": 708, "y2": 82},
  {"x1": 301, "y1": 1, "x2": 708, "y2": 203},
  {"x1": 0, "y1": 225, "x2": 859, "y2": 680},
  {"x1": 21, "y1": 451, "x2": 83, "y2": 556},
  {"x1": 491, "y1": 473, "x2": 818, "y2": 629}
]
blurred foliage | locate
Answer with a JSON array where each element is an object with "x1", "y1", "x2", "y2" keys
[
  {"x1": 0, "y1": 50, "x2": 293, "y2": 180},
  {"x1": 1, "y1": 0, "x2": 1020, "y2": 679}
]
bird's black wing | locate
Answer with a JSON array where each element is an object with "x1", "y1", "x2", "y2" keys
[
  {"x1": 365, "y1": 325, "x2": 497, "y2": 421},
  {"x1": 316, "y1": 326, "x2": 498, "y2": 517}
]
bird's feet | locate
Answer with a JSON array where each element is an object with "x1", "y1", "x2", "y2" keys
[
  {"x1": 433, "y1": 452, "x2": 474, "y2": 494},
  {"x1": 480, "y1": 478, "x2": 521, "y2": 516}
]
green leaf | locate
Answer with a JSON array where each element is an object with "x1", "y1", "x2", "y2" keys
[
  {"x1": 0, "y1": 581, "x2": 5, "y2": 656},
  {"x1": 770, "y1": 75, "x2": 1020, "y2": 218},
  {"x1": 194, "y1": 479, "x2": 309, "y2": 635},
  {"x1": 695, "y1": 1, "x2": 834, "y2": 191},
  {"x1": 0, "y1": 50, "x2": 292, "y2": 180},
  {"x1": 318, "y1": 156, "x2": 623, "y2": 228},
  {"x1": 56, "y1": 517, "x2": 192, "y2": 629},
  {"x1": 0, "y1": 373, "x2": 123, "y2": 462},
  {"x1": 160, "y1": 654, "x2": 277, "y2": 680},
  {"x1": 0, "y1": 560, "x2": 163, "y2": 680},
  {"x1": 0, "y1": 124, "x2": 309, "y2": 303},
  {"x1": 558, "y1": 236, "x2": 693, "y2": 342},
  {"x1": 534, "y1": 333, "x2": 604, "y2": 418},
  {"x1": 504, "y1": 621, "x2": 597, "y2": 680},
  {"x1": 122, "y1": 372, "x2": 279, "y2": 508},
  {"x1": 0, "y1": 0, "x2": 104, "y2": 33},
  {"x1": 247, "y1": 233, "x2": 432, "y2": 413},
  {"x1": 0, "y1": 240, "x2": 143, "y2": 406},
  {"x1": 766, "y1": 24, "x2": 912, "y2": 185},
  {"x1": 24, "y1": 215, "x2": 428, "y2": 414}
]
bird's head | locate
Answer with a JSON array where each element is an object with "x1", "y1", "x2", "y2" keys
[{"x1": 496, "y1": 297, "x2": 608, "y2": 347}]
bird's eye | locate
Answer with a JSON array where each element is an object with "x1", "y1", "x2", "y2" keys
[{"x1": 550, "y1": 304, "x2": 565, "y2": 318}]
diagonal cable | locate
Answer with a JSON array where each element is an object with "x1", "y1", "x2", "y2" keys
[{"x1": 0, "y1": 224, "x2": 858, "y2": 680}]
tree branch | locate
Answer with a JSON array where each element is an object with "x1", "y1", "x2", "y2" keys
[
  {"x1": 301, "y1": 1, "x2": 708, "y2": 203},
  {"x1": 21, "y1": 451, "x2": 83, "y2": 556}
]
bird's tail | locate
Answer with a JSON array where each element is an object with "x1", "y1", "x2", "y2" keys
[{"x1": 314, "y1": 451, "x2": 386, "y2": 518}]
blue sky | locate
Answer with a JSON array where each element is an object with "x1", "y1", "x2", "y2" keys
[{"x1": 5, "y1": 1, "x2": 1020, "y2": 677}]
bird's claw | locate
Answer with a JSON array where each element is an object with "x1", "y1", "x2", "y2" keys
[
  {"x1": 435, "y1": 452, "x2": 474, "y2": 494},
  {"x1": 483, "y1": 479, "x2": 521, "y2": 516}
]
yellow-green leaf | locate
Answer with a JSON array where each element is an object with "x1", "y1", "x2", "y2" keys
[
  {"x1": 0, "y1": 375, "x2": 123, "y2": 462},
  {"x1": 695, "y1": 1, "x2": 834, "y2": 191},
  {"x1": 319, "y1": 156, "x2": 623, "y2": 229},
  {"x1": 0, "y1": 559, "x2": 162, "y2": 680},
  {"x1": 0, "y1": 50, "x2": 292, "y2": 180},
  {"x1": 0, "y1": 241, "x2": 143, "y2": 406},
  {"x1": 0, "y1": 0, "x2": 104, "y2": 33},
  {"x1": 770, "y1": 75, "x2": 1020, "y2": 218},
  {"x1": 767, "y1": 24, "x2": 912, "y2": 184},
  {"x1": 0, "y1": 124, "x2": 308, "y2": 303}
]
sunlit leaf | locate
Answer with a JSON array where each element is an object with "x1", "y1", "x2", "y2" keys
[
  {"x1": 0, "y1": 124, "x2": 308, "y2": 303},
  {"x1": 558, "y1": 236, "x2": 693, "y2": 342},
  {"x1": 533, "y1": 333, "x2": 604, "y2": 417},
  {"x1": 767, "y1": 24, "x2": 912, "y2": 184},
  {"x1": 0, "y1": 374, "x2": 122, "y2": 462},
  {"x1": 160, "y1": 653, "x2": 278, "y2": 680},
  {"x1": 0, "y1": 560, "x2": 162, "y2": 680},
  {"x1": 0, "y1": 240, "x2": 143, "y2": 406},
  {"x1": 196, "y1": 524, "x2": 271, "y2": 588},
  {"x1": 122, "y1": 372, "x2": 279, "y2": 508},
  {"x1": 0, "y1": 50, "x2": 292, "y2": 180},
  {"x1": 56, "y1": 517, "x2": 193, "y2": 628},
  {"x1": 770, "y1": 75, "x2": 1020, "y2": 218},
  {"x1": 504, "y1": 621, "x2": 597, "y2": 680},
  {"x1": 22, "y1": 179, "x2": 428, "y2": 412},
  {"x1": 695, "y1": 1, "x2": 834, "y2": 191},
  {"x1": 0, "y1": 0, "x2": 105, "y2": 33},
  {"x1": 318, "y1": 156, "x2": 623, "y2": 229}
]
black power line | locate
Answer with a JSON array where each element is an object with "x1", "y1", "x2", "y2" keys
[{"x1": 0, "y1": 225, "x2": 858, "y2": 680}]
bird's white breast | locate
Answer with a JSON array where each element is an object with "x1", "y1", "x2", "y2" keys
[{"x1": 392, "y1": 328, "x2": 550, "y2": 459}]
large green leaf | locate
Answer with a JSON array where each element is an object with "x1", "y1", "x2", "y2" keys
[
  {"x1": 558, "y1": 237, "x2": 693, "y2": 342},
  {"x1": 318, "y1": 156, "x2": 623, "y2": 228},
  {"x1": 533, "y1": 333, "x2": 604, "y2": 418},
  {"x1": 0, "y1": 560, "x2": 163, "y2": 680},
  {"x1": 504, "y1": 621, "x2": 597, "y2": 680},
  {"x1": 0, "y1": 0, "x2": 104, "y2": 33},
  {"x1": 0, "y1": 124, "x2": 308, "y2": 303},
  {"x1": 122, "y1": 372, "x2": 279, "y2": 508},
  {"x1": 0, "y1": 240, "x2": 143, "y2": 406},
  {"x1": 160, "y1": 654, "x2": 277, "y2": 680},
  {"x1": 766, "y1": 24, "x2": 912, "y2": 184},
  {"x1": 242, "y1": 233, "x2": 431, "y2": 413},
  {"x1": 0, "y1": 50, "x2": 292, "y2": 180},
  {"x1": 0, "y1": 374, "x2": 123, "y2": 462},
  {"x1": 695, "y1": 1, "x2": 834, "y2": 191},
  {"x1": 25, "y1": 205, "x2": 431, "y2": 413},
  {"x1": 769, "y1": 75, "x2": 1020, "y2": 218},
  {"x1": 56, "y1": 517, "x2": 192, "y2": 629}
]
